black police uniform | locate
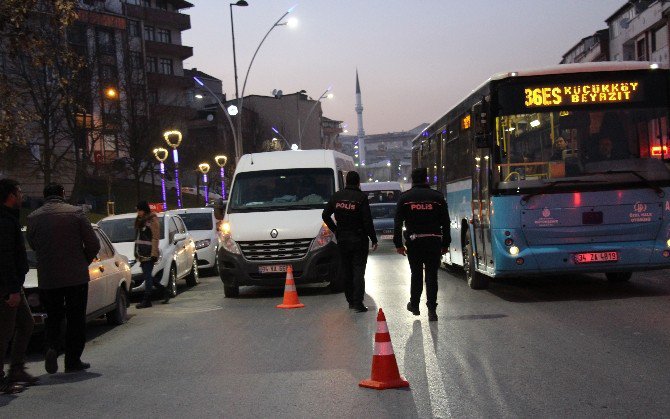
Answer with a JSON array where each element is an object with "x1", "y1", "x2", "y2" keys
[
  {"x1": 322, "y1": 185, "x2": 377, "y2": 307},
  {"x1": 393, "y1": 183, "x2": 450, "y2": 311}
]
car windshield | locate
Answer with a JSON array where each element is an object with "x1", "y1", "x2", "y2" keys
[
  {"x1": 370, "y1": 204, "x2": 397, "y2": 219},
  {"x1": 98, "y1": 217, "x2": 165, "y2": 243},
  {"x1": 494, "y1": 107, "x2": 670, "y2": 191},
  {"x1": 179, "y1": 213, "x2": 213, "y2": 231},
  {"x1": 229, "y1": 168, "x2": 335, "y2": 212}
]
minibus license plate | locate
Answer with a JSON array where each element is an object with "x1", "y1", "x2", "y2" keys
[
  {"x1": 258, "y1": 265, "x2": 288, "y2": 274},
  {"x1": 574, "y1": 251, "x2": 618, "y2": 264}
]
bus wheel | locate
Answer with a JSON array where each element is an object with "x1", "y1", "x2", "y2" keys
[
  {"x1": 606, "y1": 272, "x2": 632, "y2": 282},
  {"x1": 464, "y1": 234, "x2": 489, "y2": 290}
]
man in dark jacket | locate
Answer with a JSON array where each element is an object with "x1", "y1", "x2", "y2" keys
[
  {"x1": 0, "y1": 179, "x2": 36, "y2": 393},
  {"x1": 394, "y1": 168, "x2": 450, "y2": 321},
  {"x1": 322, "y1": 171, "x2": 378, "y2": 312},
  {"x1": 27, "y1": 183, "x2": 100, "y2": 374}
]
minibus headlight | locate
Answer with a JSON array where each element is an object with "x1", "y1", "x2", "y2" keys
[
  {"x1": 309, "y1": 223, "x2": 334, "y2": 252},
  {"x1": 221, "y1": 234, "x2": 241, "y2": 255}
]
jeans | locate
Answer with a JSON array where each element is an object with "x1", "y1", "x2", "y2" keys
[
  {"x1": 41, "y1": 283, "x2": 88, "y2": 367},
  {"x1": 140, "y1": 261, "x2": 155, "y2": 300},
  {"x1": 0, "y1": 290, "x2": 34, "y2": 375},
  {"x1": 407, "y1": 238, "x2": 441, "y2": 309}
]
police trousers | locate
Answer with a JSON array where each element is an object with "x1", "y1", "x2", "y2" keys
[
  {"x1": 337, "y1": 238, "x2": 369, "y2": 304},
  {"x1": 407, "y1": 238, "x2": 441, "y2": 309}
]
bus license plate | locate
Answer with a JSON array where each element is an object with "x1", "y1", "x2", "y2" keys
[
  {"x1": 380, "y1": 234, "x2": 393, "y2": 240},
  {"x1": 258, "y1": 265, "x2": 288, "y2": 274},
  {"x1": 574, "y1": 251, "x2": 619, "y2": 264}
]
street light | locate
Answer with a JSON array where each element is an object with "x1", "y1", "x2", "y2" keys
[
  {"x1": 153, "y1": 147, "x2": 169, "y2": 211},
  {"x1": 164, "y1": 130, "x2": 183, "y2": 209},
  {"x1": 193, "y1": 76, "x2": 239, "y2": 164},
  {"x1": 298, "y1": 86, "x2": 333, "y2": 148},
  {"x1": 214, "y1": 155, "x2": 228, "y2": 199},
  {"x1": 236, "y1": 5, "x2": 297, "y2": 162},
  {"x1": 271, "y1": 127, "x2": 290, "y2": 149},
  {"x1": 198, "y1": 162, "x2": 211, "y2": 205},
  {"x1": 229, "y1": 0, "x2": 249, "y2": 103}
]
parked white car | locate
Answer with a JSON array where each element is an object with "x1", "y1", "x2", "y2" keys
[
  {"x1": 98, "y1": 211, "x2": 199, "y2": 297},
  {"x1": 170, "y1": 208, "x2": 221, "y2": 275},
  {"x1": 23, "y1": 225, "x2": 132, "y2": 327},
  {"x1": 181, "y1": 186, "x2": 222, "y2": 201}
]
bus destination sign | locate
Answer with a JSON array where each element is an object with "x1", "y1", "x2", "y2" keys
[{"x1": 524, "y1": 81, "x2": 641, "y2": 108}]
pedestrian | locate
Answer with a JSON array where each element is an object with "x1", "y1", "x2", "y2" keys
[
  {"x1": 26, "y1": 183, "x2": 100, "y2": 374},
  {"x1": 393, "y1": 168, "x2": 450, "y2": 322},
  {"x1": 322, "y1": 171, "x2": 378, "y2": 312},
  {"x1": 0, "y1": 179, "x2": 37, "y2": 393},
  {"x1": 134, "y1": 201, "x2": 169, "y2": 309}
]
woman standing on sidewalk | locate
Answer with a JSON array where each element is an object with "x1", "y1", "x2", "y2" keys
[{"x1": 134, "y1": 201, "x2": 170, "y2": 308}]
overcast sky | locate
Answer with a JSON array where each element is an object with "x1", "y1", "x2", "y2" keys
[{"x1": 183, "y1": 0, "x2": 626, "y2": 135}]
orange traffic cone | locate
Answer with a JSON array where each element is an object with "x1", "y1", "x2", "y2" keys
[
  {"x1": 276, "y1": 266, "x2": 305, "y2": 309},
  {"x1": 359, "y1": 308, "x2": 409, "y2": 390}
]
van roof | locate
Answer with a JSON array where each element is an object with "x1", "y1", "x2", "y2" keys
[{"x1": 235, "y1": 150, "x2": 353, "y2": 172}]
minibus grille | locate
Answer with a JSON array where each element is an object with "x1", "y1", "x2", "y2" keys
[{"x1": 238, "y1": 239, "x2": 313, "y2": 260}]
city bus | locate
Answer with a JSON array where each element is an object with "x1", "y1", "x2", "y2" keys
[{"x1": 412, "y1": 62, "x2": 670, "y2": 289}]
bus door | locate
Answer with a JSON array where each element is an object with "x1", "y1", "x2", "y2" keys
[{"x1": 472, "y1": 101, "x2": 493, "y2": 274}]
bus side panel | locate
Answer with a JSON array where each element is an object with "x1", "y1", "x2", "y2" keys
[{"x1": 445, "y1": 178, "x2": 472, "y2": 267}]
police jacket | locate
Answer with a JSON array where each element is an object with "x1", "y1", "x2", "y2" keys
[
  {"x1": 322, "y1": 185, "x2": 377, "y2": 244},
  {"x1": 0, "y1": 205, "x2": 29, "y2": 297},
  {"x1": 393, "y1": 184, "x2": 450, "y2": 248}
]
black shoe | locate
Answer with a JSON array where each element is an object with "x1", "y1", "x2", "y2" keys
[
  {"x1": 348, "y1": 302, "x2": 355, "y2": 309},
  {"x1": 136, "y1": 300, "x2": 152, "y2": 309},
  {"x1": 45, "y1": 349, "x2": 58, "y2": 374},
  {"x1": 428, "y1": 310, "x2": 438, "y2": 322},
  {"x1": 64, "y1": 362, "x2": 90, "y2": 373},
  {"x1": 8, "y1": 365, "x2": 39, "y2": 385},
  {"x1": 352, "y1": 303, "x2": 368, "y2": 313},
  {"x1": 0, "y1": 378, "x2": 24, "y2": 394},
  {"x1": 406, "y1": 302, "x2": 420, "y2": 316}
]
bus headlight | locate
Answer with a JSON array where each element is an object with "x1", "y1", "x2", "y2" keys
[
  {"x1": 309, "y1": 223, "x2": 334, "y2": 252},
  {"x1": 221, "y1": 234, "x2": 241, "y2": 255},
  {"x1": 509, "y1": 245, "x2": 520, "y2": 256}
]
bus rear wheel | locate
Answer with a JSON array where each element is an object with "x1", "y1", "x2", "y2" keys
[
  {"x1": 606, "y1": 272, "x2": 632, "y2": 282},
  {"x1": 464, "y1": 234, "x2": 489, "y2": 290}
]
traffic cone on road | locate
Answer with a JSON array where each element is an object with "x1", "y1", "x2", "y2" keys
[
  {"x1": 276, "y1": 266, "x2": 305, "y2": 309},
  {"x1": 359, "y1": 308, "x2": 409, "y2": 390}
]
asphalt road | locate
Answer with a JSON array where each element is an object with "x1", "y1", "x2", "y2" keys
[{"x1": 3, "y1": 246, "x2": 670, "y2": 418}]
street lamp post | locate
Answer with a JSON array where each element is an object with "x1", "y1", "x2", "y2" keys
[
  {"x1": 164, "y1": 130, "x2": 183, "y2": 209},
  {"x1": 299, "y1": 86, "x2": 333, "y2": 148},
  {"x1": 153, "y1": 147, "x2": 169, "y2": 211},
  {"x1": 236, "y1": 5, "x2": 297, "y2": 162},
  {"x1": 229, "y1": 0, "x2": 248, "y2": 102},
  {"x1": 198, "y1": 163, "x2": 211, "y2": 205},
  {"x1": 214, "y1": 155, "x2": 228, "y2": 199},
  {"x1": 193, "y1": 77, "x2": 239, "y2": 163}
]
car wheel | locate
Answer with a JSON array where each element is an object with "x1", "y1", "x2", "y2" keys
[
  {"x1": 185, "y1": 256, "x2": 199, "y2": 287},
  {"x1": 606, "y1": 272, "x2": 632, "y2": 282},
  {"x1": 464, "y1": 232, "x2": 489, "y2": 290},
  {"x1": 223, "y1": 284, "x2": 239, "y2": 298},
  {"x1": 168, "y1": 265, "x2": 178, "y2": 297},
  {"x1": 107, "y1": 287, "x2": 128, "y2": 326}
]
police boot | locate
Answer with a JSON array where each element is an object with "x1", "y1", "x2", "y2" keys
[{"x1": 8, "y1": 364, "x2": 39, "y2": 385}]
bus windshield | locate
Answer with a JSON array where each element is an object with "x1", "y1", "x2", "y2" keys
[{"x1": 494, "y1": 107, "x2": 670, "y2": 191}]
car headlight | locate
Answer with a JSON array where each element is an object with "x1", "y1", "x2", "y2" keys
[
  {"x1": 309, "y1": 223, "x2": 334, "y2": 252},
  {"x1": 221, "y1": 234, "x2": 241, "y2": 255},
  {"x1": 195, "y1": 239, "x2": 211, "y2": 250}
]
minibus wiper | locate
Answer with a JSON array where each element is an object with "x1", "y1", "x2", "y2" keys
[
  {"x1": 521, "y1": 180, "x2": 597, "y2": 204},
  {"x1": 596, "y1": 170, "x2": 665, "y2": 197}
]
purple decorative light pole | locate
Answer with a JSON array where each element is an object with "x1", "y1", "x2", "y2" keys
[
  {"x1": 198, "y1": 163, "x2": 211, "y2": 205},
  {"x1": 164, "y1": 130, "x2": 183, "y2": 209},
  {"x1": 153, "y1": 147, "x2": 169, "y2": 211},
  {"x1": 214, "y1": 155, "x2": 228, "y2": 199}
]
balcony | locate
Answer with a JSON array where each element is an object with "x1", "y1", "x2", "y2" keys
[
  {"x1": 145, "y1": 40, "x2": 193, "y2": 60},
  {"x1": 147, "y1": 72, "x2": 193, "y2": 89},
  {"x1": 124, "y1": 3, "x2": 191, "y2": 30}
]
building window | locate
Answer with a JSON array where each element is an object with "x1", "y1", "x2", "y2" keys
[
  {"x1": 653, "y1": 25, "x2": 668, "y2": 52},
  {"x1": 96, "y1": 29, "x2": 115, "y2": 55},
  {"x1": 146, "y1": 56, "x2": 158, "y2": 73},
  {"x1": 130, "y1": 51, "x2": 143, "y2": 70},
  {"x1": 637, "y1": 37, "x2": 647, "y2": 61},
  {"x1": 156, "y1": 0, "x2": 168, "y2": 10},
  {"x1": 142, "y1": 0, "x2": 151, "y2": 6},
  {"x1": 157, "y1": 28, "x2": 171, "y2": 44},
  {"x1": 148, "y1": 89, "x2": 158, "y2": 104},
  {"x1": 128, "y1": 20, "x2": 141, "y2": 38},
  {"x1": 159, "y1": 58, "x2": 173, "y2": 75},
  {"x1": 101, "y1": 64, "x2": 117, "y2": 83},
  {"x1": 144, "y1": 25, "x2": 155, "y2": 42},
  {"x1": 67, "y1": 23, "x2": 87, "y2": 46}
]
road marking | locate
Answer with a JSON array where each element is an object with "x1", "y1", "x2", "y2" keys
[{"x1": 423, "y1": 322, "x2": 452, "y2": 419}]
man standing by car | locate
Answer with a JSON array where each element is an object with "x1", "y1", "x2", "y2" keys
[
  {"x1": 322, "y1": 171, "x2": 378, "y2": 312},
  {"x1": 0, "y1": 179, "x2": 37, "y2": 393},
  {"x1": 27, "y1": 183, "x2": 100, "y2": 374},
  {"x1": 134, "y1": 201, "x2": 170, "y2": 308},
  {"x1": 394, "y1": 168, "x2": 450, "y2": 322}
]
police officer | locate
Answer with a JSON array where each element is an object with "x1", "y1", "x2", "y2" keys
[
  {"x1": 322, "y1": 171, "x2": 378, "y2": 312},
  {"x1": 394, "y1": 168, "x2": 450, "y2": 321}
]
